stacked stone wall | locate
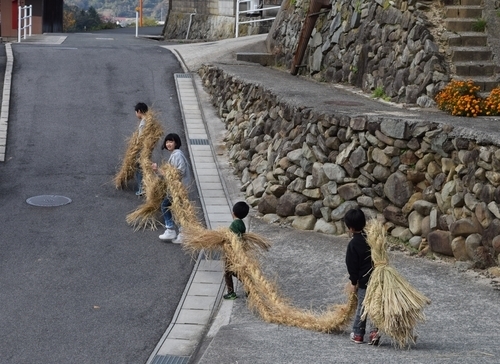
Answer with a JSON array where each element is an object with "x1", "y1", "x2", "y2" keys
[
  {"x1": 200, "y1": 64, "x2": 500, "y2": 269},
  {"x1": 269, "y1": 0, "x2": 449, "y2": 106}
]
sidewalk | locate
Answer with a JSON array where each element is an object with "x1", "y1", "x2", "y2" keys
[{"x1": 160, "y1": 35, "x2": 500, "y2": 364}]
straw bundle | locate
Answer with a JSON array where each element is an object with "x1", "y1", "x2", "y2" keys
[
  {"x1": 240, "y1": 232, "x2": 272, "y2": 253},
  {"x1": 114, "y1": 130, "x2": 140, "y2": 189},
  {"x1": 363, "y1": 220, "x2": 431, "y2": 348},
  {"x1": 114, "y1": 111, "x2": 164, "y2": 189},
  {"x1": 126, "y1": 173, "x2": 167, "y2": 230},
  {"x1": 126, "y1": 162, "x2": 202, "y2": 231},
  {"x1": 182, "y1": 226, "x2": 357, "y2": 333},
  {"x1": 157, "y1": 163, "x2": 200, "y2": 229}
]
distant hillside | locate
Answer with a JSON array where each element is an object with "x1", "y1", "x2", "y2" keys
[{"x1": 64, "y1": 0, "x2": 169, "y2": 20}]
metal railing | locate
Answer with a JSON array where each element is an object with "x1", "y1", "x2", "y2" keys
[
  {"x1": 18, "y1": 5, "x2": 33, "y2": 43},
  {"x1": 235, "y1": 0, "x2": 281, "y2": 38}
]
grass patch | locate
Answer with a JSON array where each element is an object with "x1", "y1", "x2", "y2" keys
[
  {"x1": 372, "y1": 87, "x2": 391, "y2": 101},
  {"x1": 472, "y1": 18, "x2": 487, "y2": 32}
]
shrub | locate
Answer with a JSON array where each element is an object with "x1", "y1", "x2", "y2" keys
[
  {"x1": 451, "y1": 94, "x2": 482, "y2": 117},
  {"x1": 372, "y1": 87, "x2": 385, "y2": 98},
  {"x1": 434, "y1": 80, "x2": 481, "y2": 116},
  {"x1": 435, "y1": 80, "x2": 500, "y2": 117},
  {"x1": 483, "y1": 88, "x2": 500, "y2": 116},
  {"x1": 372, "y1": 87, "x2": 390, "y2": 101}
]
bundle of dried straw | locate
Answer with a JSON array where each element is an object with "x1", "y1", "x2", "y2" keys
[
  {"x1": 182, "y1": 226, "x2": 357, "y2": 333},
  {"x1": 114, "y1": 111, "x2": 164, "y2": 190},
  {"x1": 363, "y1": 219, "x2": 431, "y2": 348},
  {"x1": 126, "y1": 161, "x2": 201, "y2": 231}
]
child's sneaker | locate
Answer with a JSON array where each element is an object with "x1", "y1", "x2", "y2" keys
[
  {"x1": 159, "y1": 229, "x2": 176, "y2": 241},
  {"x1": 172, "y1": 233, "x2": 183, "y2": 244},
  {"x1": 368, "y1": 330, "x2": 380, "y2": 346},
  {"x1": 223, "y1": 292, "x2": 237, "y2": 300},
  {"x1": 350, "y1": 332, "x2": 364, "y2": 344}
]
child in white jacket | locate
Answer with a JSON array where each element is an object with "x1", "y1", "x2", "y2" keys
[{"x1": 156, "y1": 133, "x2": 193, "y2": 243}]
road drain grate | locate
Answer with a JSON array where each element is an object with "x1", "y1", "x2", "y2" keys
[
  {"x1": 190, "y1": 138, "x2": 209, "y2": 145},
  {"x1": 150, "y1": 355, "x2": 190, "y2": 364}
]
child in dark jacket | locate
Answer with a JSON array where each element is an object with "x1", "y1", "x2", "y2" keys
[
  {"x1": 134, "y1": 102, "x2": 148, "y2": 196},
  {"x1": 344, "y1": 208, "x2": 379, "y2": 345},
  {"x1": 223, "y1": 201, "x2": 250, "y2": 300}
]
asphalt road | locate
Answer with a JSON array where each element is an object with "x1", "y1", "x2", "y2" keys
[{"x1": 0, "y1": 32, "x2": 197, "y2": 363}]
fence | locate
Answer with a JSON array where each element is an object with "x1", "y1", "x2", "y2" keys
[
  {"x1": 235, "y1": 0, "x2": 281, "y2": 38},
  {"x1": 18, "y1": 5, "x2": 33, "y2": 43}
]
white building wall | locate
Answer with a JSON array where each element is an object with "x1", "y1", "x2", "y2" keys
[{"x1": 219, "y1": 0, "x2": 235, "y2": 16}]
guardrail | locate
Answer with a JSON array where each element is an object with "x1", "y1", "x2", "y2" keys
[
  {"x1": 18, "y1": 5, "x2": 33, "y2": 43},
  {"x1": 235, "y1": 0, "x2": 280, "y2": 38}
]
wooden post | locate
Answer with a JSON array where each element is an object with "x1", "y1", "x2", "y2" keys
[{"x1": 139, "y1": 0, "x2": 143, "y2": 27}]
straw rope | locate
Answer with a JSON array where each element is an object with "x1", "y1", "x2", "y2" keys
[
  {"x1": 124, "y1": 161, "x2": 357, "y2": 331},
  {"x1": 116, "y1": 122, "x2": 430, "y2": 340},
  {"x1": 183, "y1": 226, "x2": 357, "y2": 333},
  {"x1": 116, "y1": 113, "x2": 357, "y2": 333},
  {"x1": 363, "y1": 220, "x2": 431, "y2": 348},
  {"x1": 125, "y1": 164, "x2": 359, "y2": 332}
]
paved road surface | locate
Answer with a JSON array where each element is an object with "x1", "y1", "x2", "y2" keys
[{"x1": 0, "y1": 32, "x2": 197, "y2": 363}]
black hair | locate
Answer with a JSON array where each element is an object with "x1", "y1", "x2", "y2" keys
[
  {"x1": 233, "y1": 201, "x2": 250, "y2": 219},
  {"x1": 162, "y1": 133, "x2": 182, "y2": 149},
  {"x1": 135, "y1": 102, "x2": 148, "y2": 114},
  {"x1": 344, "y1": 208, "x2": 366, "y2": 232}
]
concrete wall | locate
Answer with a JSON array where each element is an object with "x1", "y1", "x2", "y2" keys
[
  {"x1": 169, "y1": 0, "x2": 282, "y2": 16},
  {"x1": 164, "y1": 1, "x2": 282, "y2": 40},
  {"x1": 170, "y1": 0, "x2": 222, "y2": 15}
]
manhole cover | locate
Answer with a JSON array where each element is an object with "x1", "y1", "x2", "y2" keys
[
  {"x1": 26, "y1": 195, "x2": 72, "y2": 207},
  {"x1": 324, "y1": 100, "x2": 364, "y2": 106}
]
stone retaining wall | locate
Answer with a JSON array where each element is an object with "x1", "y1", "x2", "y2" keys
[
  {"x1": 268, "y1": 0, "x2": 449, "y2": 106},
  {"x1": 200, "y1": 64, "x2": 500, "y2": 269}
]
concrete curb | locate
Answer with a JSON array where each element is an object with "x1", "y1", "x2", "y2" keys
[
  {"x1": 145, "y1": 69, "x2": 237, "y2": 363},
  {"x1": 0, "y1": 43, "x2": 13, "y2": 162}
]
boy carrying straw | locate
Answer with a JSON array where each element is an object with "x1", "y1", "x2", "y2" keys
[
  {"x1": 344, "y1": 208, "x2": 380, "y2": 345},
  {"x1": 223, "y1": 201, "x2": 250, "y2": 300}
]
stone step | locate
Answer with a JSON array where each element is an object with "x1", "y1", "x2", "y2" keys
[
  {"x1": 456, "y1": 0, "x2": 483, "y2": 5},
  {"x1": 445, "y1": 18, "x2": 485, "y2": 32},
  {"x1": 445, "y1": 31, "x2": 488, "y2": 47},
  {"x1": 236, "y1": 52, "x2": 276, "y2": 66},
  {"x1": 454, "y1": 61, "x2": 496, "y2": 77},
  {"x1": 451, "y1": 46, "x2": 492, "y2": 62},
  {"x1": 445, "y1": 5, "x2": 483, "y2": 18},
  {"x1": 442, "y1": 0, "x2": 482, "y2": 5},
  {"x1": 452, "y1": 76, "x2": 500, "y2": 92}
]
